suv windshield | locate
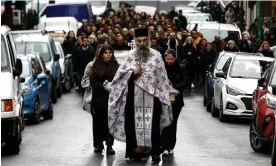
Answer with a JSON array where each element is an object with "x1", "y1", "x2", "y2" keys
[
  {"x1": 200, "y1": 29, "x2": 240, "y2": 43},
  {"x1": 230, "y1": 59, "x2": 272, "y2": 79},
  {"x1": 1, "y1": 35, "x2": 11, "y2": 72},
  {"x1": 15, "y1": 42, "x2": 51, "y2": 62}
]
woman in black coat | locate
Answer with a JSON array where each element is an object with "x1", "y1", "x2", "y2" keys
[
  {"x1": 63, "y1": 31, "x2": 77, "y2": 55},
  {"x1": 200, "y1": 43, "x2": 218, "y2": 86},
  {"x1": 89, "y1": 45, "x2": 119, "y2": 155},
  {"x1": 182, "y1": 36, "x2": 198, "y2": 88},
  {"x1": 161, "y1": 49, "x2": 190, "y2": 156},
  {"x1": 257, "y1": 41, "x2": 274, "y2": 58}
]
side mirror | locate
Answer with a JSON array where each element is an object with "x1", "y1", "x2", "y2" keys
[
  {"x1": 54, "y1": 53, "x2": 60, "y2": 61},
  {"x1": 215, "y1": 71, "x2": 226, "y2": 78},
  {"x1": 20, "y1": 77, "x2": 25, "y2": 83},
  {"x1": 65, "y1": 54, "x2": 72, "y2": 59},
  {"x1": 37, "y1": 73, "x2": 48, "y2": 81},
  {"x1": 258, "y1": 78, "x2": 265, "y2": 87},
  {"x1": 13, "y1": 58, "x2": 23, "y2": 77},
  {"x1": 45, "y1": 69, "x2": 50, "y2": 75}
]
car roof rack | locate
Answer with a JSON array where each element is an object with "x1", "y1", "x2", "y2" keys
[{"x1": 11, "y1": 30, "x2": 48, "y2": 35}]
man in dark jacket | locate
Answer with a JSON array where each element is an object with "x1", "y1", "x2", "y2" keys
[
  {"x1": 77, "y1": 19, "x2": 88, "y2": 37},
  {"x1": 151, "y1": 37, "x2": 165, "y2": 57},
  {"x1": 212, "y1": 35, "x2": 223, "y2": 53},
  {"x1": 102, "y1": 1, "x2": 116, "y2": 18},
  {"x1": 167, "y1": 6, "x2": 178, "y2": 20},
  {"x1": 111, "y1": 34, "x2": 130, "y2": 50},
  {"x1": 178, "y1": 10, "x2": 187, "y2": 30},
  {"x1": 249, "y1": 31, "x2": 262, "y2": 52},
  {"x1": 74, "y1": 36, "x2": 95, "y2": 94},
  {"x1": 165, "y1": 32, "x2": 183, "y2": 64}
]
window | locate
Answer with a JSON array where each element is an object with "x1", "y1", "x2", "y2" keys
[
  {"x1": 199, "y1": 29, "x2": 240, "y2": 43},
  {"x1": 39, "y1": 56, "x2": 47, "y2": 71},
  {"x1": 6, "y1": 34, "x2": 15, "y2": 68},
  {"x1": 222, "y1": 58, "x2": 232, "y2": 74},
  {"x1": 230, "y1": 59, "x2": 272, "y2": 79},
  {"x1": 21, "y1": 59, "x2": 31, "y2": 78},
  {"x1": 1, "y1": 35, "x2": 11, "y2": 72},
  {"x1": 270, "y1": 65, "x2": 276, "y2": 86},
  {"x1": 216, "y1": 56, "x2": 230, "y2": 71},
  {"x1": 56, "y1": 45, "x2": 64, "y2": 58},
  {"x1": 33, "y1": 59, "x2": 43, "y2": 74},
  {"x1": 15, "y1": 42, "x2": 52, "y2": 62}
]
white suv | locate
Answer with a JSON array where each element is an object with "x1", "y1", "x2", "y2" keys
[{"x1": 0, "y1": 25, "x2": 24, "y2": 154}]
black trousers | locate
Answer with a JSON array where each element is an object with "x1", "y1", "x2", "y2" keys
[
  {"x1": 161, "y1": 102, "x2": 182, "y2": 150},
  {"x1": 92, "y1": 107, "x2": 114, "y2": 148},
  {"x1": 187, "y1": 68, "x2": 195, "y2": 87},
  {"x1": 125, "y1": 78, "x2": 162, "y2": 158}
]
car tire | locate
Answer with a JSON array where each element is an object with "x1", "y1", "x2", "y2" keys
[
  {"x1": 249, "y1": 115, "x2": 270, "y2": 153},
  {"x1": 211, "y1": 97, "x2": 218, "y2": 117},
  {"x1": 271, "y1": 134, "x2": 276, "y2": 166},
  {"x1": 219, "y1": 95, "x2": 228, "y2": 122},
  {"x1": 51, "y1": 85, "x2": 57, "y2": 103},
  {"x1": 56, "y1": 83, "x2": 62, "y2": 98},
  {"x1": 6, "y1": 121, "x2": 21, "y2": 154},
  {"x1": 30, "y1": 100, "x2": 40, "y2": 124},
  {"x1": 206, "y1": 101, "x2": 212, "y2": 112},
  {"x1": 20, "y1": 106, "x2": 25, "y2": 131},
  {"x1": 43, "y1": 101, "x2": 53, "y2": 120},
  {"x1": 63, "y1": 78, "x2": 72, "y2": 93}
]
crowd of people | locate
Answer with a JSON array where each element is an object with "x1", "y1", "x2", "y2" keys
[{"x1": 59, "y1": 3, "x2": 276, "y2": 163}]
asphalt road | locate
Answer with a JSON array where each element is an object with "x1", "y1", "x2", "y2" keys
[{"x1": 1, "y1": 90, "x2": 271, "y2": 166}]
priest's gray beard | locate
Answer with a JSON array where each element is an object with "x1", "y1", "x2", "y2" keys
[{"x1": 135, "y1": 44, "x2": 150, "y2": 62}]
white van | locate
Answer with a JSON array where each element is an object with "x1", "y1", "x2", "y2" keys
[
  {"x1": 187, "y1": 21, "x2": 242, "y2": 43},
  {"x1": 37, "y1": 17, "x2": 78, "y2": 36},
  {"x1": 0, "y1": 25, "x2": 24, "y2": 154}
]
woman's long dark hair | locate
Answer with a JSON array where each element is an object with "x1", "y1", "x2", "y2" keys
[{"x1": 91, "y1": 44, "x2": 119, "y2": 81}]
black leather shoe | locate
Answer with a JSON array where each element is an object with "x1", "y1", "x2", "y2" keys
[
  {"x1": 94, "y1": 148, "x2": 103, "y2": 153},
  {"x1": 152, "y1": 156, "x2": 161, "y2": 164},
  {"x1": 106, "y1": 146, "x2": 115, "y2": 155}
]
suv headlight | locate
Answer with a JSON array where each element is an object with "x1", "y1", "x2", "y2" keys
[
  {"x1": 22, "y1": 85, "x2": 32, "y2": 94},
  {"x1": 226, "y1": 85, "x2": 246, "y2": 96},
  {"x1": 264, "y1": 93, "x2": 276, "y2": 109}
]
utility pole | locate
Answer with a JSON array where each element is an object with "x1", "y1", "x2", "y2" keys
[{"x1": 257, "y1": 0, "x2": 262, "y2": 40}]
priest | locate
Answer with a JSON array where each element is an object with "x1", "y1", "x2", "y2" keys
[{"x1": 104, "y1": 28, "x2": 175, "y2": 163}]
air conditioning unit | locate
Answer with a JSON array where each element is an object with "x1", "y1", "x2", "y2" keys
[{"x1": 12, "y1": 9, "x2": 21, "y2": 25}]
